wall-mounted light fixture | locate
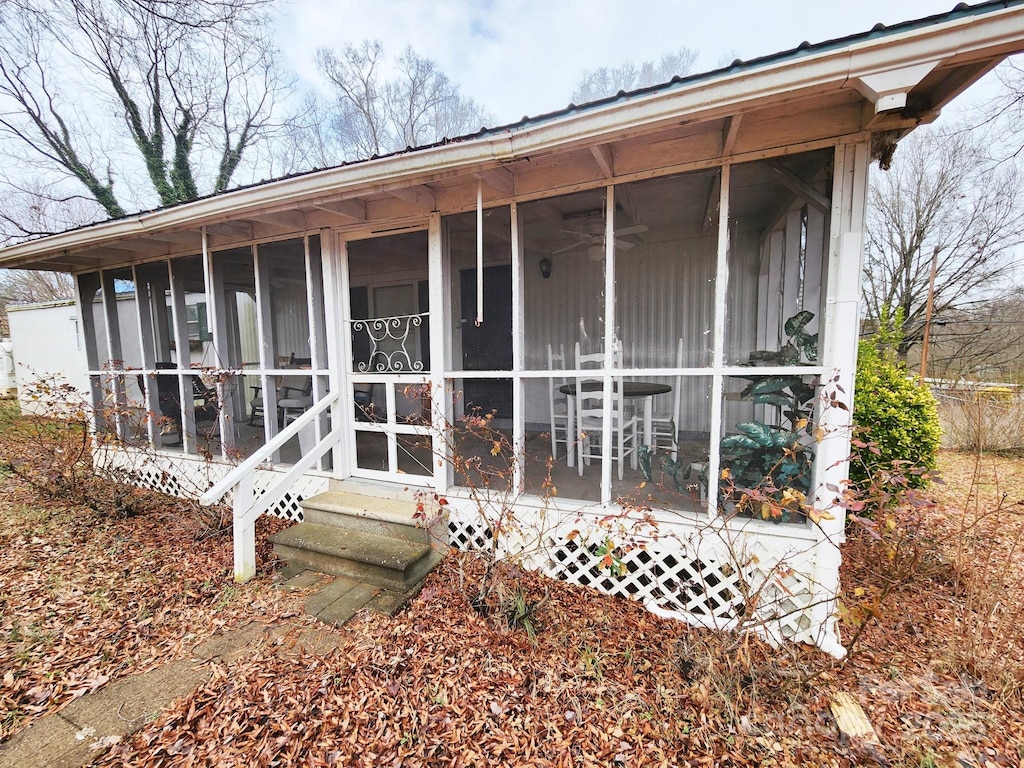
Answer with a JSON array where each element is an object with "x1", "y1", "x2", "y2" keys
[{"x1": 539, "y1": 256, "x2": 552, "y2": 279}]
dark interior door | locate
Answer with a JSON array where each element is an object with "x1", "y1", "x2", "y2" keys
[{"x1": 459, "y1": 265, "x2": 513, "y2": 418}]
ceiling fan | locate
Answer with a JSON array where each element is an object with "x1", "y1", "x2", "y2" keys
[{"x1": 552, "y1": 212, "x2": 648, "y2": 259}]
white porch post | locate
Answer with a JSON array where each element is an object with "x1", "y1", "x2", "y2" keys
[
  {"x1": 600, "y1": 186, "x2": 615, "y2": 505},
  {"x1": 233, "y1": 465, "x2": 256, "y2": 582},
  {"x1": 205, "y1": 229, "x2": 235, "y2": 458},
  {"x1": 811, "y1": 139, "x2": 871, "y2": 658},
  {"x1": 510, "y1": 202, "x2": 525, "y2": 493},
  {"x1": 253, "y1": 242, "x2": 279, "y2": 461},
  {"x1": 325, "y1": 231, "x2": 352, "y2": 476},
  {"x1": 99, "y1": 270, "x2": 128, "y2": 439},
  {"x1": 132, "y1": 265, "x2": 160, "y2": 447},
  {"x1": 74, "y1": 273, "x2": 105, "y2": 439},
  {"x1": 306, "y1": 234, "x2": 329, "y2": 464},
  {"x1": 707, "y1": 164, "x2": 731, "y2": 517},
  {"x1": 429, "y1": 213, "x2": 453, "y2": 493}
]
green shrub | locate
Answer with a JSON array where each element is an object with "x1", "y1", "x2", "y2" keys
[{"x1": 851, "y1": 339, "x2": 941, "y2": 488}]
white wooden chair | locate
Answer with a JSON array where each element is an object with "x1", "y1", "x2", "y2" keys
[
  {"x1": 651, "y1": 338, "x2": 685, "y2": 459},
  {"x1": 574, "y1": 342, "x2": 638, "y2": 479},
  {"x1": 546, "y1": 343, "x2": 569, "y2": 462}
]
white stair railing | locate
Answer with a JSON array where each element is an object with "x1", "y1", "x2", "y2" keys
[{"x1": 200, "y1": 390, "x2": 342, "y2": 582}]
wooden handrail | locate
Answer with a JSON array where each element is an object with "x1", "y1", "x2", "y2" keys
[{"x1": 199, "y1": 390, "x2": 343, "y2": 582}]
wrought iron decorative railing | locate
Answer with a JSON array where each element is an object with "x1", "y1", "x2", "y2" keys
[{"x1": 351, "y1": 312, "x2": 428, "y2": 373}]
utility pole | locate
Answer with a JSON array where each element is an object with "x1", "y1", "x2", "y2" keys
[{"x1": 919, "y1": 246, "x2": 939, "y2": 384}]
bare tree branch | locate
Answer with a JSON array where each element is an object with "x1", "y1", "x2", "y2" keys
[
  {"x1": 0, "y1": 0, "x2": 290, "y2": 239},
  {"x1": 309, "y1": 41, "x2": 491, "y2": 165},
  {"x1": 571, "y1": 48, "x2": 700, "y2": 103},
  {"x1": 863, "y1": 126, "x2": 1024, "y2": 364}
]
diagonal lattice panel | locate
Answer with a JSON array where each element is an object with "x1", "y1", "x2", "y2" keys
[{"x1": 445, "y1": 501, "x2": 838, "y2": 652}]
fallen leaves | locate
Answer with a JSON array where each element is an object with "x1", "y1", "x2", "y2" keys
[
  {"x1": 1, "y1": 449, "x2": 1022, "y2": 766},
  {"x1": 0, "y1": 476, "x2": 296, "y2": 743}
]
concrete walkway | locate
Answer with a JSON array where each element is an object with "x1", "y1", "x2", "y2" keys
[{"x1": 0, "y1": 573, "x2": 348, "y2": 768}]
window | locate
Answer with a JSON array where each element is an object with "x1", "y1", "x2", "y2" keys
[
  {"x1": 166, "y1": 302, "x2": 211, "y2": 342},
  {"x1": 186, "y1": 302, "x2": 211, "y2": 342}
]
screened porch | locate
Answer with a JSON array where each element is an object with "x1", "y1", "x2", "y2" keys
[{"x1": 76, "y1": 146, "x2": 834, "y2": 523}]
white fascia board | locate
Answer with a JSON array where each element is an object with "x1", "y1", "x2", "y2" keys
[{"x1": 2, "y1": 4, "x2": 1023, "y2": 269}]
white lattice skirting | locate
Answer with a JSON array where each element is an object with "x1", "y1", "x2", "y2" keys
[
  {"x1": 445, "y1": 499, "x2": 846, "y2": 658},
  {"x1": 98, "y1": 448, "x2": 843, "y2": 657},
  {"x1": 96, "y1": 448, "x2": 330, "y2": 522}
]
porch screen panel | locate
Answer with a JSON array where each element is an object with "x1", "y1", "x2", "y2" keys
[
  {"x1": 444, "y1": 208, "x2": 512, "y2": 417},
  {"x1": 718, "y1": 374, "x2": 819, "y2": 524},
  {"x1": 254, "y1": 239, "x2": 318, "y2": 461},
  {"x1": 720, "y1": 148, "x2": 833, "y2": 522},
  {"x1": 522, "y1": 189, "x2": 608, "y2": 373},
  {"x1": 210, "y1": 247, "x2": 261, "y2": 456},
  {"x1": 142, "y1": 253, "x2": 221, "y2": 455},
  {"x1": 520, "y1": 189, "x2": 608, "y2": 496},
  {"x1": 258, "y1": 239, "x2": 312, "y2": 367},
  {"x1": 614, "y1": 170, "x2": 717, "y2": 371},
  {"x1": 725, "y1": 149, "x2": 831, "y2": 366}
]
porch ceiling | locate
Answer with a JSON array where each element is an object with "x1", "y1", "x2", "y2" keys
[{"x1": 2, "y1": 2, "x2": 1022, "y2": 274}]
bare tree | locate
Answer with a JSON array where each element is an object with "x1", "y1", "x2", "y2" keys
[
  {"x1": 0, "y1": 0, "x2": 291, "y2": 232},
  {"x1": 0, "y1": 267, "x2": 74, "y2": 335},
  {"x1": 920, "y1": 291, "x2": 1024, "y2": 382},
  {"x1": 571, "y1": 48, "x2": 699, "y2": 104},
  {"x1": 0, "y1": 179, "x2": 106, "y2": 246},
  {"x1": 312, "y1": 41, "x2": 491, "y2": 163},
  {"x1": 862, "y1": 126, "x2": 1024, "y2": 362}
]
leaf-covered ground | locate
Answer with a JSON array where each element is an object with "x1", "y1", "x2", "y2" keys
[{"x1": 1, "y1": 450, "x2": 1022, "y2": 767}]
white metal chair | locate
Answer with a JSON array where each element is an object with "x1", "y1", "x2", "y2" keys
[
  {"x1": 574, "y1": 342, "x2": 638, "y2": 479},
  {"x1": 651, "y1": 338, "x2": 685, "y2": 459},
  {"x1": 546, "y1": 343, "x2": 569, "y2": 462}
]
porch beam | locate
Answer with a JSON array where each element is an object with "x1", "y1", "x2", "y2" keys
[
  {"x1": 206, "y1": 221, "x2": 254, "y2": 240},
  {"x1": 765, "y1": 159, "x2": 831, "y2": 214},
  {"x1": 721, "y1": 114, "x2": 742, "y2": 157},
  {"x1": 312, "y1": 199, "x2": 367, "y2": 222},
  {"x1": 386, "y1": 184, "x2": 436, "y2": 209},
  {"x1": 145, "y1": 229, "x2": 203, "y2": 246},
  {"x1": 590, "y1": 144, "x2": 614, "y2": 178},
  {"x1": 475, "y1": 168, "x2": 515, "y2": 197},
  {"x1": 244, "y1": 210, "x2": 307, "y2": 230},
  {"x1": 99, "y1": 238, "x2": 174, "y2": 255},
  {"x1": 864, "y1": 59, "x2": 1001, "y2": 129}
]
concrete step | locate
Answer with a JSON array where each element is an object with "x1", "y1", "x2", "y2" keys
[
  {"x1": 271, "y1": 522, "x2": 443, "y2": 593},
  {"x1": 299, "y1": 490, "x2": 444, "y2": 546}
]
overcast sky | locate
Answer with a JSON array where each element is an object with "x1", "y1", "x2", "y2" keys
[{"x1": 274, "y1": 0, "x2": 998, "y2": 125}]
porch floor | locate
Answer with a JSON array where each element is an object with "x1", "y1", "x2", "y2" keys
[{"x1": 147, "y1": 420, "x2": 708, "y2": 514}]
